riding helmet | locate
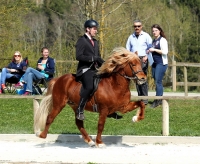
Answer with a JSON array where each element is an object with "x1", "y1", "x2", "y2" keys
[{"x1": 84, "y1": 19, "x2": 99, "y2": 28}]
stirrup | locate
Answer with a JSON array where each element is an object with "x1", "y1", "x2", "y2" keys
[{"x1": 76, "y1": 113, "x2": 85, "y2": 120}]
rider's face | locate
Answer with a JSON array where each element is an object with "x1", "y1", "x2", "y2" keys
[{"x1": 87, "y1": 27, "x2": 98, "y2": 37}]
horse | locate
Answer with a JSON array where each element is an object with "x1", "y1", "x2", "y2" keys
[{"x1": 34, "y1": 47, "x2": 147, "y2": 147}]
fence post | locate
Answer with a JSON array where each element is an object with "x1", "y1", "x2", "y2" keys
[
  {"x1": 198, "y1": 75, "x2": 200, "y2": 92},
  {"x1": 172, "y1": 60, "x2": 176, "y2": 91},
  {"x1": 184, "y1": 66, "x2": 188, "y2": 96},
  {"x1": 162, "y1": 99, "x2": 169, "y2": 136}
]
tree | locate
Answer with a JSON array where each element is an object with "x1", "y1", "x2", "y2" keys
[{"x1": 0, "y1": 0, "x2": 32, "y2": 58}]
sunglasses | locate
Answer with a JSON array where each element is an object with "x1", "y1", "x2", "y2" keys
[
  {"x1": 134, "y1": 25, "x2": 141, "y2": 28},
  {"x1": 14, "y1": 55, "x2": 21, "y2": 57}
]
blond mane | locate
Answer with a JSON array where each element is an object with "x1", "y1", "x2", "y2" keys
[{"x1": 97, "y1": 47, "x2": 138, "y2": 75}]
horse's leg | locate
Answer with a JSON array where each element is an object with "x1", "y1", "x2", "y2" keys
[
  {"x1": 95, "y1": 113, "x2": 107, "y2": 147},
  {"x1": 39, "y1": 96, "x2": 67, "y2": 138},
  {"x1": 74, "y1": 117, "x2": 95, "y2": 147},
  {"x1": 39, "y1": 107, "x2": 65, "y2": 138},
  {"x1": 122, "y1": 101, "x2": 145, "y2": 122},
  {"x1": 69, "y1": 105, "x2": 94, "y2": 147},
  {"x1": 74, "y1": 109, "x2": 107, "y2": 147}
]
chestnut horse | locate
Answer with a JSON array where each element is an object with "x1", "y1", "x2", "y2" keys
[{"x1": 34, "y1": 47, "x2": 147, "y2": 147}]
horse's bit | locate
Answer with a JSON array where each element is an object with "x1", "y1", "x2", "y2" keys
[{"x1": 119, "y1": 63, "x2": 143, "y2": 80}]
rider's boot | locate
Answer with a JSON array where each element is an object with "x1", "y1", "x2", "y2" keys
[{"x1": 76, "y1": 97, "x2": 88, "y2": 120}]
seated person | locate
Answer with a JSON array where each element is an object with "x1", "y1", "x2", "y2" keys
[
  {"x1": 0, "y1": 51, "x2": 27, "y2": 94},
  {"x1": 22, "y1": 47, "x2": 55, "y2": 95}
]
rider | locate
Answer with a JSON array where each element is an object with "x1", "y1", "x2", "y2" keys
[{"x1": 75, "y1": 19, "x2": 122, "y2": 120}]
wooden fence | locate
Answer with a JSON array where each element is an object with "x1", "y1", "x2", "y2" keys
[
  {"x1": 1, "y1": 58, "x2": 200, "y2": 94},
  {"x1": 1, "y1": 94, "x2": 200, "y2": 136},
  {"x1": 170, "y1": 61, "x2": 200, "y2": 96}
]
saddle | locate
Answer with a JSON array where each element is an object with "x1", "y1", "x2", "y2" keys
[
  {"x1": 73, "y1": 73, "x2": 102, "y2": 97},
  {"x1": 73, "y1": 73, "x2": 102, "y2": 112},
  {"x1": 90, "y1": 75, "x2": 101, "y2": 97}
]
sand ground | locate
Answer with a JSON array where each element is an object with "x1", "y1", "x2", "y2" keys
[{"x1": 0, "y1": 134, "x2": 200, "y2": 164}]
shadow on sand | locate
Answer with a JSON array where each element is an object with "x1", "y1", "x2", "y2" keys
[{"x1": 35, "y1": 134, "x2": 134, "y2": 149}]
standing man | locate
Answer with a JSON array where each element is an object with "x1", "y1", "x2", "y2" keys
[
  {"x1": 126, "y1": 20, "x2": 152, "y2": 105},
  {"x1": 75, "y1": 19, "x2": 122, "y2": 120}
]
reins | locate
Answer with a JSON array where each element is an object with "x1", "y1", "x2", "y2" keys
[{"x1": 118, "y1": 63, "x2": 143, "y2": 80}]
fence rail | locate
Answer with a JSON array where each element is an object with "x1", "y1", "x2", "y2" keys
[
  {"x1": 1, "y1": 58, "x2": 200, "y2": 94},
  {"x1": 0, "y1": 95, "x2": 200, "y2": 136},
  {"x1": 170, "y1": 60, "x2": 200, "y2": 95}
]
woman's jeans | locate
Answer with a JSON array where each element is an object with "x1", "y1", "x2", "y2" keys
[
  {"x1": 23, "y1": 67, "x2": 44, "y2": 92},
  {"x1": 0, "y1": 68, "x2": 20, "y2": 89},
  {"x1": 152, "y1": 63, "x2": 168, "y2": 96}
]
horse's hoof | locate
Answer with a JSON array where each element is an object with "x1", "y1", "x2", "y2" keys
[
  {"x1": 96, "y1": 143, "x2": 106, "y2": 148},
  {"x1": 35, "y1": 131, "x2": 41, "y2": 137},
  {"x1": 88, "y1": 141, "x2": 95, "y2": 147},
  {"x1": 132, "y1": 116, "x2": 138, "y2": 122}
]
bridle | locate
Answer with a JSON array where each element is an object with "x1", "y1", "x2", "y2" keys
[{"x1": 118, "y1": 63, "x2": 143, "y2": 80}]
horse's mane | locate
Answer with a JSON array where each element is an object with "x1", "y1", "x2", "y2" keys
[{"x1": 97, "y1": 47, "x2": 138, "y2": 75}]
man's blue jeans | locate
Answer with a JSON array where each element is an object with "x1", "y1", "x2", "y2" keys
[
  {"x1": 152, "y1": 63, "x2": 168, "y2": 96},
  {"x1": 23, "y1": 67, "x2": 44, "y2": 92}
]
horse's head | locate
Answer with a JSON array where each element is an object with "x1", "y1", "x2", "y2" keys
[
  {"x1": 124, "y1": 56, "x2": 146, "y2": 85},
  {"x1": 97, "y1": 47, "x2": 146, "y2": 85}
]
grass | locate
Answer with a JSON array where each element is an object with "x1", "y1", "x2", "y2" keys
[{"x1": 0, "y1": 98, "x2": 200, "y2": 136}]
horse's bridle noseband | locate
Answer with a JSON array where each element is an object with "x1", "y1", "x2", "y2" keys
[{"x1": 118, "y1": 63, "x2": 143, "y2": 80}]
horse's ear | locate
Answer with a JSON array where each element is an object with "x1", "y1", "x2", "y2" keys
[
  {"x1": 134, "y1": 51, "x2": 138, "y2": 56},
  {"x1": 112, "y1": 60, "x2": 116, "y2": 64},
  {"x1": 120, "y1": 54, "x2": 126, "y2": 57}
]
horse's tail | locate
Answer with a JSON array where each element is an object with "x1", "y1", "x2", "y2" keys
[
  {"x1": 34, "y1": 78, "x2": 58, "y2": 135},
  {"x1": 45, "y1": 78, "x2": 58, "y2": 95},
  {"x1": 34, "y1": 95, "x2": 53, "y2": 135}
]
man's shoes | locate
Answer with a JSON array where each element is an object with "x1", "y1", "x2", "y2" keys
[
  {"x1": 150, "y1": 100, "x2": 162, "y2": 108},
  {"x1": 142, "y1": 99, "x2": 148, "y2": 105},
  {"x1": 1, "y1": 84, "x2": 6, "y2": 90},
  {"x1": 107, "y1": 112, "x2": 123, "y2": 119},
  {"x1": 76, "y1": 113, "x2": 85, "y2": 120},
  {"x1": 144, "y1": 102, "x2": 148, "y2": 105}
]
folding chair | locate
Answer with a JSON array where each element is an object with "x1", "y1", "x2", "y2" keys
[
  {"x1": 5, "y1": 57, "x2": 29, "y2": 94},
  {"x1": 5, "y1": 76, "x2": 20, "y2": 93},
  {"x1": 32, "y1": 77, "x2": 53, "y2": 95}
]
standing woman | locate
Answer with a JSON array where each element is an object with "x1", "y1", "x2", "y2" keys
[{"x1": 148, "y1": 24, "x2": 168, "y2": 108}]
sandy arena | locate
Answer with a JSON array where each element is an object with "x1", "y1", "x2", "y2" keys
[{"x1": 0, "y1": 134, "x2": 200, "y2": 164}]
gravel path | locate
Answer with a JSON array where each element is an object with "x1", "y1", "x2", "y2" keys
[{"x1": 0, "y1": 135, "x2": 200, "y2": 164}]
